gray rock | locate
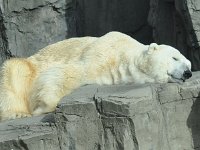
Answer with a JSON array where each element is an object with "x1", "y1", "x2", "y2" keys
[
  {"x1": 76, "y1": 0, "x2": 153, "y2": 44},
  {"x1": 175, "y1": 0, "x2": 200, "y2": 71},
  {"x1": 0, "y1": 8, "x2": 13, "y2": 64},
  {"x1": 0, "y1": 114, "x2": 60, "y2": 150},
  {"x1": 1, "y1": 0, "x2": 200, "y2": 70},
  {"x1": 0, "y1": 0, "x2": 153, "y2": 63},
  {"x1": 0, "y1": 0, "x2": 76, "y2": 57},
  {"x1": 1, "y1": 72, "x2": 200, "y2": 149}
]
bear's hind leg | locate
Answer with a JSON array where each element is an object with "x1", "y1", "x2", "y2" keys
[
  {"x1": 0, "y1": 90, "x2": 32, "y2": 121},
  {"x1": 0, "y1": 59, "x2": 35, "y2": 121},
  {"x1": 29, "y1": 64, "x2": 83, "y2": 116}
]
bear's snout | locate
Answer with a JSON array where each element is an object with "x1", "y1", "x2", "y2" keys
[{"x1": 183, "y1": 70, "x2": 192, "y2": 79}]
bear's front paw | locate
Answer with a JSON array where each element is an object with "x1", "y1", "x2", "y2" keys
[
  {"x1": 14, "y1": 113, "x2": 32, "y2": 119},
  {"x1": 1, "y1": 112, "x2": 32, "y2": 121}
]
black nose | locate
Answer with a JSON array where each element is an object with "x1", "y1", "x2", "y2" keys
[{"x1": 183, "y1": 70, "x2": 192, "y2": 79}]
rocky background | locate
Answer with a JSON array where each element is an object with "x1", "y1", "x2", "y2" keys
[
  {"x1": 1, "y1": 0, "x2": 200, "y2": 150},
  {"x1": 0, "y1": 0, "x2": 200, "y2": 70}
]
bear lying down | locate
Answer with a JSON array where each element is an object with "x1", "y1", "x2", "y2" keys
[{"x1": 0, "y1": 31, "x2": 192, "y2": 121}]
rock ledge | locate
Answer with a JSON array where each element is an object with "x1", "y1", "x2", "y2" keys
[{"x1": 1, "y1": 72, "x2": 200, "y2": 150}]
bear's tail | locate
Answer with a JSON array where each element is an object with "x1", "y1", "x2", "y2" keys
[{"x1": 1, "y1": 58, "x2": 36, "y2": 110}]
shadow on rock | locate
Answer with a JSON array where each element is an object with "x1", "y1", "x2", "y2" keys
[
  {"x1": 40, "y1": 113, "x2": 55, "y2": 123},
  {"x1": 65, "y1": 0, "x2": 77, "y2": 38},
  {"x1": 187, "y1": 93, "x2": 200, "y2": 149}
]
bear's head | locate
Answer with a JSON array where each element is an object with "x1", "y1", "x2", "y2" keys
[{"x1": 139, "y1": 43, "x2": 192, "y2": 83}]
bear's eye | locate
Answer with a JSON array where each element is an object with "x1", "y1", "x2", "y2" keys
[{"x1": 172, "y1": 57, "x2": 178, "y2": 61}]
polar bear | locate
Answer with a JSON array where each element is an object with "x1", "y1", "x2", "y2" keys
[{"x1": 0, "y1": 31, "x2": 192, "y2": 121}]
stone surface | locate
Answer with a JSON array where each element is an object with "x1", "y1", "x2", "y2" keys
[
  {"x1": 0, "y1": 0, "x2": 153, "y2": 63},
  {"x1": 0, "y1": 114, "x2": 60, "y2": 150},
  {"x1": 1, "y1": 72, "x2": 200, "y2": 150},
  {"x1": 0, "y1": 8, "x2": 13, "y2": 64},
  {"x1": 175, "y1": 0, "x2": 200, "y2": 71},
  {"x1": 2, "y1": 0, "x2": 200, "y2": 70},
  {"x1": 0, "y1": 0, "x2": 76, "y2": 57},
  {"x1": 76, "y1": 0, "x2": 153, "y2": 44}
]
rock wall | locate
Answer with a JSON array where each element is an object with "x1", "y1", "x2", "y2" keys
[
  {"x1": 1, "y1": 72, "x2": 200, "y2": 150},
  {"x1": 1, "y1": 0, "x2": 200, "y2": 70},
  {"x1": 0, "y1": 7, "x2": 13, "y2": 65},
  {"x1": 75, "y1": 0, "x2": 152, "y2": 44},
  {"x1": 0, "y1": 0, "x2": 76, "y2": 58},
  {"x1": 0, "y1": 0, "x2": 152, "y2": 61}
]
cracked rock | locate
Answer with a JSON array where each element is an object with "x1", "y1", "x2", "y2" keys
[
  {"x1": 0, "y1": 0, "x2": 153, "y2": 64},
  {"x1": 0, "y1": 0, "x2": 76, "y2": 58}
]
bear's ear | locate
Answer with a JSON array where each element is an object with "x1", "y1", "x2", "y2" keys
[{"x1": 147, "y1": 43, "x2": 159, "y2": 54}]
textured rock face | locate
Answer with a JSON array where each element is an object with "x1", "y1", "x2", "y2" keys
[
  {"x1": 1, "y1": 72, "x2": 200, "y2": 150},
  {"x1": 76, "y1": 0, "x2": 152, "y2": 44},
  {"x1": 0, "y1": 115, "x2": 60, "y2": 150},
  {"x1": 0, "y1": 0, "x2": 76, "y2": 57},
  {"x1": 0, "y1": 0, "x2": 152, "y2": 61},
  {"x1": 1, "y1": 0, "x2": 200, "y2": 70},
  {"x1": 0, "y1": 8, "x2": 13, "y2": 64},
  {"x1": 175, "y1": 0, "x2": 200, "y2": 71}
]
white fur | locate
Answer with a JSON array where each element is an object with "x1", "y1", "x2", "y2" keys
[{"x1": 0, "y1": 32, "x2": 191, "y2": 121}]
